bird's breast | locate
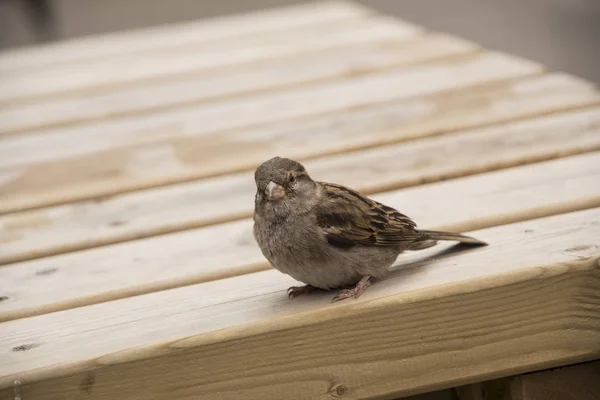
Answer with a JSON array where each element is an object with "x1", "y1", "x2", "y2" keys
[{"x1": 255, "y1": 215, "x2": 326, "y2": 262}]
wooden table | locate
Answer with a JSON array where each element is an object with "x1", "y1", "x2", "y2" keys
[{"x1": 1, "y1": 1, "x2": 599, "y2": 399}]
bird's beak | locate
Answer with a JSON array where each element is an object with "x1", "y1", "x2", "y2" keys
[{"x1": 266, "y1": 181, "x2": 285, "y2": 201}]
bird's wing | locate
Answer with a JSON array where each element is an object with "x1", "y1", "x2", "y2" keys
[{"x1": 314, "y1": 182, "x2": 427, "y2": 249}]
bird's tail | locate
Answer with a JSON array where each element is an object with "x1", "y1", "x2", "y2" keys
[
  {"x1": 407, "y1": 230, "x2": 487, "y2": 250},
  {"x1": 419, "y1": 230, "x2": 488, "y2": 246}
]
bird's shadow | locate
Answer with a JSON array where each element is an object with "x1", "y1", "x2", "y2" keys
[{"x1": 389, "y1": 241, "x2": 483, "y2": 274}]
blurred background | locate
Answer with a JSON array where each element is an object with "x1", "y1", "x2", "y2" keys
[{"x1": 1, "y1": 0, "x2": 599, "y2": 84}]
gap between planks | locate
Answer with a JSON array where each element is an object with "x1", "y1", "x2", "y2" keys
[
  {"x1": 0, "y1": 208, "x2": 599, "y2": 399},
  {"x1": 0, "y1": 1, "x2": 378, "y2": 74},
  {"x1": 2, "y1": 151, "x2": 600, "y2": 322},
  {"x1": 3, "y1": 70, "x2": 599, "y2": 216}
]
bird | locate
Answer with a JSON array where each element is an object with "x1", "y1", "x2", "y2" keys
[{"x1": 252, "y1": 156, "x2": 487, "y2": 302}]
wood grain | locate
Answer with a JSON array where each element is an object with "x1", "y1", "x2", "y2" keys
[
  {"x1": 1, "y1": 74, "x2": 597, "y2": 264},
  {"x1": 1, "y1": 97, "x2": 599, "y2": 217},
  {"x1": 1, "y1": 98, "x2": 599, "y2": 258},
  {"x1": 0, "y1": 33, "x2": 477, "y2": 135},
  {"x1": 0, "y1": 52, "x2": 540, "y2": 171},
  {"x1": 2, "y1": 151, "x2": 600, "y2": 321},
  {"x1": 8, "y1": 70, "x2": 599, "y2": 218},
  {"x1": 0, "y1": 0, "x2": 374, "y2": 74},
  {"x1": 1, "y1": 208, "x2": 599, "y2": 399},
  {"x1": 0, "y1": 15, "x2": 422, "y2": 106}
]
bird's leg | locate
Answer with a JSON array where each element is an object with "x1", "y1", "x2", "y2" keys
[
  {"x1": 287, "y1": 284, "x2": 318, "y2": 298},
  {"x1": 332, "y1": 275, "x2": 372, "y2": 302}
]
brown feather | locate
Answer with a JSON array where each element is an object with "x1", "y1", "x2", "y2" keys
[{"x1": 315, "y1": 182, "x2": 428, "y2": 249}]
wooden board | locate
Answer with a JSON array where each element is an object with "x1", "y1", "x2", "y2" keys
[
  {"x1": 1, "y1": 208, "x2": 599, "y2": 399},
  {"x1": 0, "y1": 15, "x2": 422, "y2": 106},
  {"x1": 1, "y1": 74, "x2": 597, "y2": 264},
  {"x1": 2, "y1": 151, "x2": 600, "y2": 321},
  {"x1": 0, "y1": 93, "x2": 598, "y2": 216},
  {"x1": 5, "y1": 72, "x2": 599, "y2": 218},
  {"x1": 0, "y1": 52, "x2": 540, "y2": 171},
  {"x1": 0, "y1": 33, "x2": 476, "y2": 135},
  {"x1": 1, "y1": 100, "x2": 600, "y2": 264},
  {"x1": 0, "y1": 1, "x2": 375, "y2": 73}
]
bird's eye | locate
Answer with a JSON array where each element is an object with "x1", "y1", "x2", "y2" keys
[{"x1": 288, "y1": 173, "x2": 296, "y2": 183}]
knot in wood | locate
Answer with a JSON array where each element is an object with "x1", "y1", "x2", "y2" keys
[
  {"x1": 332, "y1": 384, "x2": 348, "y2": 397},
  {"x1": 12, "y1": 343, "x2": 39, "y2": 352}
]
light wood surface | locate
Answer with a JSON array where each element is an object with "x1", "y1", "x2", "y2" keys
[
  {"x1": 0, "y1": 52, "x2": 540, "y2": 171},
  {"x1": 1, "y1": 74, "x2": 598, "y2": 264},
  {"x1": 0, "y1": 1, "x2": 374, "y2": 73},
  {"x1": 2, "y1": 151, "x2": 600, "y2": 321},
  {"x1": 1, "y1": 208, "x2": 599, "y2": 399},
  {"x1": 0, "y1": 15, "x2": 421, "y2": 106},
  {"x1": 2, "y1": 1, "x2": 600, "y2": 398},
  {"x1": 0, "y1": 33, "x2": 476, "y2": 134},
  {"x1": 2, "y1": 99, "x2": 599, "y2": 215},
  {"x1": 4, "y1": 74, "x2": 600, "y2": 217}
]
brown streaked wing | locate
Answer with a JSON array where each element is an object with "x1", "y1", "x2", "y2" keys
[{"x1": 315, "y1": 182, "x2": 424, "y2": 248}]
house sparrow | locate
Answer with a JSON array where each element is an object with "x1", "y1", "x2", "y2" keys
[{"x1": 252, "y1": 156, "x2": 487, "y2": 302}]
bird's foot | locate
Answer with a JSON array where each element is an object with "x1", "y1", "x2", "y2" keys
[
  {"x1": 332, "y1": 275, "x2": 372, "y2": 302},
  {"x1": 287, "y1": 284, "x2": 317, "y2": 298}
]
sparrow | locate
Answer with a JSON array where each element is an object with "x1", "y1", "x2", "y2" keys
[{"x1": 252, "y1": 156, "x2": 487, "y2": 302}]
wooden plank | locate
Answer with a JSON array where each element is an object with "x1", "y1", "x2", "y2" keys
[
  {"x1": 1, "y1": 95, "x2": 599, "y2": 220},
  {"x1": 1, "y1": 114, "x2": 600, "y2": 267},
  {"x1": 5, "y1": 67, "x2": 589, "y2": 217},
  {"x1": 0, "y1": 74, "x2": 594, "y2": 257},
  {"x1": 0, "y1": 85, "x2": 598, "y2": 217},
  {"x1": 0, "y1": 33, "x2": 476, "y2": 135},
  {"x1": 0, "y1": 0, "x2": 374, "y2": 74},
  {"x1": 2, "y1": 150, "x2": 600, "y2": 321},
  {"x1": 1, "y1": 208, "x2": 599, "y2": 399},
  {"x1": 0, "y1": 79, "x2": 598, "y2": 260},
  {"x1": 0, "y1": 15, "x2": 422, "y2": 105},
  {"x1": 0, "y1": 52, "x2": 540, "y2": 171}
]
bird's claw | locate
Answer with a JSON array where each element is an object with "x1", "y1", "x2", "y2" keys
[
  {"x1": 331, "y1": 288, "x2": 362, "y2": 302},
  {"x1": 287, "y1": 285, "x2": 316, "y2": 298},
  {"x1": 331, "y1": 275, "x2": 372, "y2": 302}
]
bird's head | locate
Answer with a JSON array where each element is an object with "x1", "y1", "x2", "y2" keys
[{"x1": 253, "y1": 157, "x2": 318, "y2": 220}]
